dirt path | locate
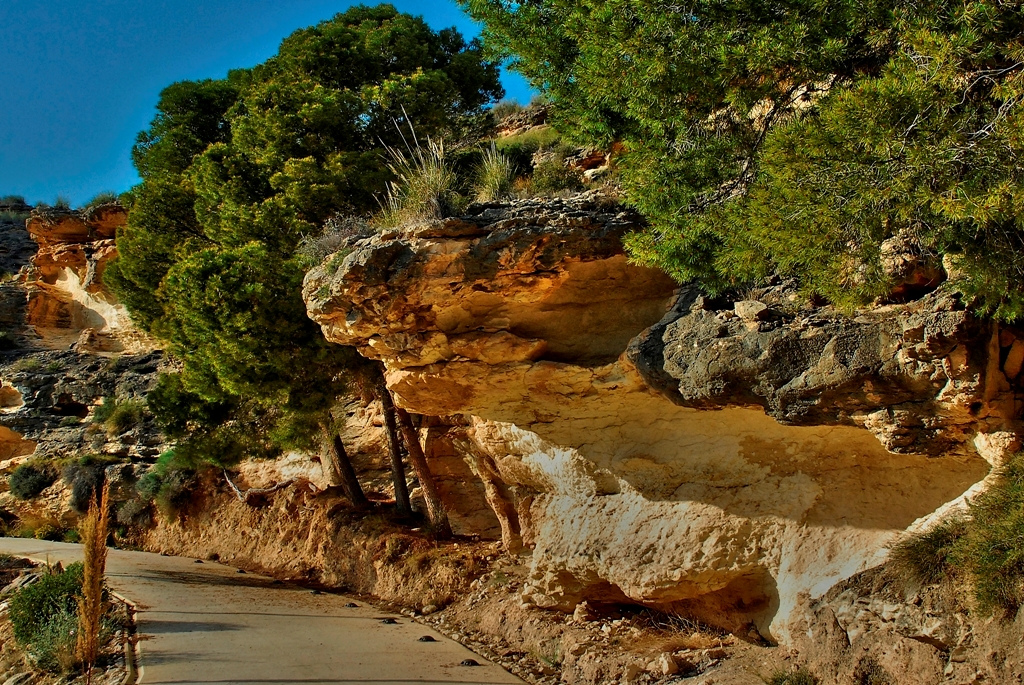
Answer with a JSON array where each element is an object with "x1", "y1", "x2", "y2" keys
[{"x1": 0, "y1": 538, "x2": 524, "y2": 685}]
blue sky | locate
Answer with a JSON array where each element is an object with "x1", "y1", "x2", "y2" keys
[{"x1": 0, "y1": 1, "x2": 533, "y2": 207}]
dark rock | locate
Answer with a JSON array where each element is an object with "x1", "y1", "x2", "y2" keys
[{"x1": 627, "y1": 286, "x2": 1000, "y2": 455}]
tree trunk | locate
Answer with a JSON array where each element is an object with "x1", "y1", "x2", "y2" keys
[
  {"x1": 377, "y1": 380, "x2": 412, "y2": 517},
  {"x1": 395, "y1": 408, "x2": 453, "y2": 539},
  {"x1": 322, "y1": 427, "x2": 370, "y2": 511}
]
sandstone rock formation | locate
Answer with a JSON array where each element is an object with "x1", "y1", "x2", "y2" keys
[
  {"x1": 25, "y1": 205, "x2": 157, "y2": 353},
  {"x1": 304, "y1": 194, "x2": 1021, "y2": 643}
]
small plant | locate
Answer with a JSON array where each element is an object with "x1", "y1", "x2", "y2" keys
[
  {"x1": 83, "y1": 191, "x2": 118, "y2": 210},
  {"x1": 764, "y1": 669, "x2": 818, "y2": 685},
  {"x1": 116, "y1": 497, "x2": 153, "y2": 528},
  {"x1": 888, "y1": 518, "x2": 966, "y2": 586},
  {"x1": 9, "y1": 562, "x2": 84, "y2": 669},
  {"x1": 77, "y1": 483, "x2": 110, "y2": 682},
  {"x1": 60, "y1": 416, "x2": 81, "y2": 427},
  {"x1": 491, "y1": 99, "x2": 525, "y2": 122},
  {"x1": 11, "y1": 357, "x2": 42, "y2": 373},
  {"x1": 52, "y1": 195, "x2": 71, "y2": 210},
  {"x1": 377, "y1": 128, "x2": 463, "y2": 227},
  {"x1": 136, "y1": 454, "x2": 196, "y2": 520},
  {"x1": 65, "y1": 464, "x2": 106, "y2": 515},
  {"x1": 9, "y1": 463, "x2": 56, "y2": 499},
  {"x1": 93, "y1": 396, "x2": 146, "y2": 436},
  {"x1": 0, "y1": 210, "x2": 30, "y2": 224},
  {"x1": 34, "y1": 524, "x2": 68, "y2": 542},
  {"x1": 528, "y1": 155, "x2": 584, "y2": 196},
  {"x1": 27, "y1": 607, "x2": 79, "y2": 673},
  {"x1": 474, "y1": 144, "x2": 515, "y2": 202},
  {"x1": 0, "y1": 331, "x2": 17, "y2": 350},
  {"x1": 295, "y1": 215, "x2": 370, "y2": 265}
]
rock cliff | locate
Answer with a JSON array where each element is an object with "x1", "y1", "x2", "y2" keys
[
  {"x1": 304, "y1": 194, "x2": 1021, "y2": 643},
  {"x1": 24, "y1": 204, "x2": 157, "y2": 353}
]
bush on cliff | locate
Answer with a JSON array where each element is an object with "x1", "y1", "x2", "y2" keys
[
  {"x1": 890, "y1": 451, "x2": 1024, "y2": 614},
  {"x1": 463, "y1": 0, "x2": 1024, "y2": 320},
  {"x1": 9, "y1": 463, "x2": 56, "y2": 500},
  {"x1": 106, "y1": 6, "x2": 503, "y2": 475}
]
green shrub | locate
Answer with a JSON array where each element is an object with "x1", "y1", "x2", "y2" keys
[
  {"x1": 529, "y1": 155, "x2": 583, "y2": 196},
  {"x1": 888, "y1": 518, "x2": 967, "y2": 586},
  {"x1": 9, "y1": 463, "x2": 56, "y2": 500},
  {"x1": 474, "y1": 144, "x2": 515, "y2": 202},
  {"x1": 9, "y1": 562, "x2": 83, "y2": 644},
  {"x1": 83, "y1": 191, "x2": 118, "y2": 209},
  {"x1": 11, "y1": 357, "x2": 41, "y2": 373},
  {"x1": 890, "y1": 451, "x2": 1024, "y2": 614},
  {"x1": 65, "y1": 464, "x2": 106, "y2": 514},
  {"x1": 136, "y1": 452, "x2": 196, "y2": 520},
  {"x1": 155, "y1": 469, "x2": 197, "y2": 519},
  {"x1": 52, "y1": 196, "x2": 71, "y2": 211},
  {"x1": 93, "y1": 396, "x2": 146, "y2": 436},
  {"x1": 117, "y1": 497, "x2": 153, "y2": 528},
  {"x1": 33, "y1": 524, "x2": 67, "y2": 542},
  {"x1": 0, "y1": 210, "x2": 30, "y2": 224},
  {"x1": 491, "y1": 99, "x2": 525, "y2": 122},
  {"x1": 495, "y1": 126, "x2": 561, "y2": 152},
  {"x1": 377, "y1": 136, "x2": 464, "y2": 227},
  {"x1": 26, "y1": 606, "x2": 79, "y2": 673}
]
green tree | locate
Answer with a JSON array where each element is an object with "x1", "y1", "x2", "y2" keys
[
  {"x1": 463, "y1": 0, "x2": 1024, "y2": 319},
  {"x1": 109, "y1": 5, "x2": 503, "y2": 509}
]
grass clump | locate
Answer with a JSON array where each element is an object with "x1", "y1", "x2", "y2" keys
[
  {"x1": 764, "y1": 670, "x2": 818, "y2": 685},
  {"x1": 9, "y1": 562, "x2": 84, "y2": 673},
  {"x1": 0, "y1": 210, "x2": 30, "y2": 224},
  {"x1": 490, "y1": 99, "x2": 525, "y2": 122},
  {"x1": 474, "y1": 144, "x2": 515, "y2": 203},
  {"x1": 9, "y1": 462, "x2": 56, "y2": 500},
  {"x1": 92, "y1": 396, "x2": 146, "y2": 436},
  {"x1": 11, "y1": 357, "x2": 41, "y2": 373},
  {"x1": 378, "y1": 136, "x2": 463, "y2": 227},
  {"x1": 890, "y1": 451, "x2": 1024, "y2": 614},
  {"x1": 528, "y1": 154, "x2": 584, "y2": 196},
  {"x1": 83, "y1": 191, "x2": 119, "y2": 210},
  {"x1": 294, "y1": 215, "x2": 371, "y2": 265}
]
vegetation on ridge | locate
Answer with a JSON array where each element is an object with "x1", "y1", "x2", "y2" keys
[
  {"x1": 106, "y1": 5, "x2": 503, "y2": 488},
  {"x1": 890, "y1": 451, "x2": 1024, "y2": 614},
  {"x1": 462, "y1": 0, "x2": 1024, "y2": 320}
]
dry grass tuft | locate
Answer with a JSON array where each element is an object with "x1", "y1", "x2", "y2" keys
[{"x1": 76, "y1": 482, "x2": 110, "y2": 683}]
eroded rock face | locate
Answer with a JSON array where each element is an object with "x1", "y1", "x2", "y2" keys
[
  {"x1": 303, "y1": 196, "x2": 1019, "y2": 643},
  {"x1": 25, "y1": 205, "x2": 157, "y2": 353}
]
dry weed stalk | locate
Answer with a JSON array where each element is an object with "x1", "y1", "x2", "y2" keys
[{"x1": 76, "y1": 482, "x2": 110, "y2": 682}]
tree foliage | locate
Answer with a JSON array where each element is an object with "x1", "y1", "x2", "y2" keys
[
  {"x1": 108, "y1": 5, "x2": 503, "y2": 464},
  {"x1": 463, "y1": 0, "x2": 1024, "y2": 318}
]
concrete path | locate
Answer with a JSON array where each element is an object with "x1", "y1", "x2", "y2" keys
[{"x1": 0, "y1": 538, "x2": 524, "y2": 685}]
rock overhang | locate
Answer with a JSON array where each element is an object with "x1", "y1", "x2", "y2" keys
[{"x1": 303, "y1": 194, "x2": 1020, "y2": 643}]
